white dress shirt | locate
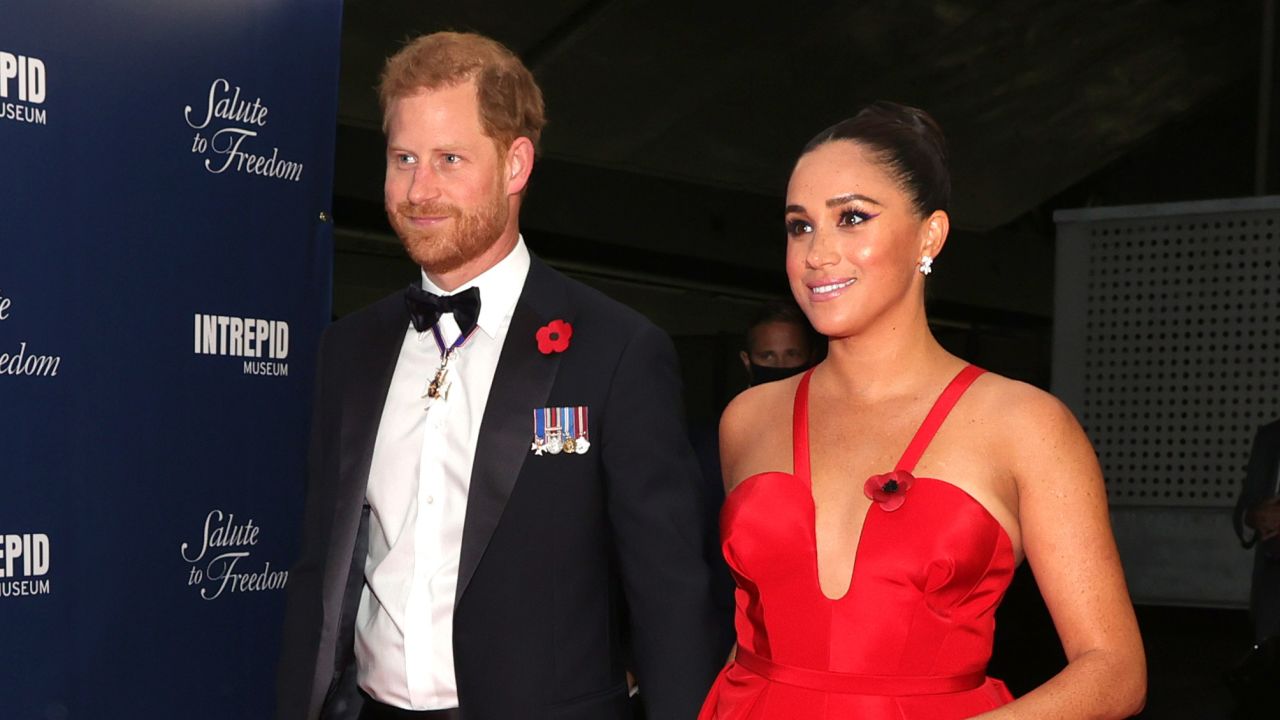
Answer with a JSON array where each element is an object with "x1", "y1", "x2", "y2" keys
[{"x1": 356, "y1": 238, "x2": 530, "y2": 709}]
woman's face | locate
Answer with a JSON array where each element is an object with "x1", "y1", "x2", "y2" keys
[{"x1": 784, "y1": 140, "x2": 935, "y2": 339}]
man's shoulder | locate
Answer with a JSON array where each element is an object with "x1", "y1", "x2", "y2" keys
[
  {"x1": 322, "y1": 290, "x2": 405, "y2": 347},
  {"x1": 319, "y1": 260, "x2": 664, "y2": 350},
  {"x1": 535, "y1": 259, "x2": 658, "y2": 340}
]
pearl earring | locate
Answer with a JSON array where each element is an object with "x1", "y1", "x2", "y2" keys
[{"x1": 918, "y1": 255, "x2": 933, "y2": 276}]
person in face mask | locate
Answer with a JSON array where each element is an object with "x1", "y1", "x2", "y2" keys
[
  {"x1": 682, "y1": 301, "x2": 821, "y2": 667},
  {"x1": 739, "y1": 301, "x2": 820, "y2": 386}
]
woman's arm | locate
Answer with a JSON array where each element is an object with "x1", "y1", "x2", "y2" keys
[
  {"x1": 975, "y1": 388, "x2": 1146, "y2": 719},
  {"x1": 719, "y1": 393, "x2": 752, "y2": 496}
]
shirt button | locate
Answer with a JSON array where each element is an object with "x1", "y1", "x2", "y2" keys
[{"x1": 426, "y1": 495, "x2": 435, "y2": 504}]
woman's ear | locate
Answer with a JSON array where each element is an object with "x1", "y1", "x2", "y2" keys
[{"x1": 920, "y1": 209, "x2": 950, "y2": 261}]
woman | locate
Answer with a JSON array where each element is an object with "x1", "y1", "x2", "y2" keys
[{"x1": 699, "y1": 102, "x2": 1146, "y2": 719}]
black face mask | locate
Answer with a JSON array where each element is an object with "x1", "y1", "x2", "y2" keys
[{"x1": 748, "y1": 362, "x2": 809, "y2": 386}]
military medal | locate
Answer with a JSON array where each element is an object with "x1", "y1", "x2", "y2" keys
[
  {"x1": 532, "y1": 406, "x2": 591, "y2": 456},
  {"x1": 546, "y1": 408, "x2": 563, "y2": 454},
  {"x1": 561, "y1": 407, "x2": 577, "y2": 454},
  {"x1": 425, "y1": 356, "x2": 452, "y2": 401},
  {"x1": 532, "y1": 408, "x2": 549, "y2": 455},
  {"x1": 422, "y1": 323, "x2": 476, "y2": 408},
  {"x1": 573, "y1": 405, "x2": 590, "y2": 454}
]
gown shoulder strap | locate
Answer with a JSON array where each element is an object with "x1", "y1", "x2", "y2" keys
[
  {"x1": 895, "y1": 365, "x2": 986, "y2": 473},
  {"x1": 793, "y1": 368, "x2": 815, "y2": 480}
]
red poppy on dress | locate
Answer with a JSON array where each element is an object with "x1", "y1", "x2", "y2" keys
[
  {"x1": 863, "y1": 469, "x2": 915, "y2": 512},
  {"x1": 536, "y1": 319, "x2": 573, "y2": 354}
]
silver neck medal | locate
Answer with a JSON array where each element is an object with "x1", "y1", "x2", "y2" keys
[{"x1": 422, "y1": 323, "x2": 468, "y2": 408}]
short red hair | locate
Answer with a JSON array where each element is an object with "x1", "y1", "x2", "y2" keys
[{"x1": 379, "y1": 32, "x2": 547, "y2": 154}]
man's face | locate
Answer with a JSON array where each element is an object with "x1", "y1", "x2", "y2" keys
[
  {"x1": 383, "y1": 80, "x2": 510, "y2": 276},
  {"x1": 743, "y1": 321, "x2": 812, "y2": 368}
]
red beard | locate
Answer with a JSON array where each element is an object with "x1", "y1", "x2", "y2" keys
[{"x1": 390, "y1": 181, "x2": 508, "y2": 276}]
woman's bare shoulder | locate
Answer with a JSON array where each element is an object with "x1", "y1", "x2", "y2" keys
[
  {"x1": 964, "y1": 370, "x2": 1095, "y2": 478},
  {"x1": 722, "y1": 376, "x2": 800, "y2": 434},
  {"x1": 720, "y1": 376, "x2": 802, "y2": 490},
  {"x1": 966, "y1": 371, "x2": 1079, "y2": 431}
]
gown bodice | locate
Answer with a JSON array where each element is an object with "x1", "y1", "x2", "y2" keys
[{"x1": 700, "y1": 365, "x2": 1017, "y2": 719}]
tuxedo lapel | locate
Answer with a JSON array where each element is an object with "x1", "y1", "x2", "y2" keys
[
  {"x1": 335, "y1": 296, "x2": 407, "y2": 550},
  {"x1": 457, "y1": 257, "x2": 566, "y2": 606}
]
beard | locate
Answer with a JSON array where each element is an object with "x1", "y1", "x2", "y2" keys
[{"x1": 389, "y1": 175, "x2": 510, "y2": 276}]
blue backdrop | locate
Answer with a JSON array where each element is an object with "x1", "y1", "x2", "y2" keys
[{"x1": 1, "y1": 2, "x2": 342, "y2": 717}]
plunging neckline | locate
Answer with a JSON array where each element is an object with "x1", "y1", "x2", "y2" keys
[
  {"x1": 793, "y1": 365, "x2": 988, "y2": 602},
  {"x1": 702, "y1": 364, "x2": 1021, "y2": 718}
]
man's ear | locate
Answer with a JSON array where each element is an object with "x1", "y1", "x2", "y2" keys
[{"x1": 505, "y1": 137, "x2": 535, "y2": 195}]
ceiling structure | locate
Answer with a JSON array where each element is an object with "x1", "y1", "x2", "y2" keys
[{"x1": 330, "y1": 0, "x2": 1271, "y2": 330}]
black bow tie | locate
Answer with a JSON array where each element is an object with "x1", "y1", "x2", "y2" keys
[{"x1": 405, "y1": 284, "x2": 482, "y2": 337}]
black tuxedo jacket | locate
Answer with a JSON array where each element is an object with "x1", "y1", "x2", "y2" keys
[{"x1": 276, "y1": 255, "x2": 724, "y2": 720}]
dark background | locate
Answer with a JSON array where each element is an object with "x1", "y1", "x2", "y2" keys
[{"x1": 327, "y1": 2, "x2": 1280, "y2": 717}]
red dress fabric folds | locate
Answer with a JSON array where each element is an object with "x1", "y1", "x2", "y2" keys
[{"x1": 701, "y1": 366, "x2": 1016, "y2": 719}]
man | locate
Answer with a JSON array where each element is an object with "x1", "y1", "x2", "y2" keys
[
  {"x1": 276, "y1": 32, "x2": 722, "y2": 720},
  {"x1": 690, "y1": 300, "x2": 819, "y2": 661},
  {"x1": 1234, "y1": 418, "x2": 1280, "y2": 643},
  {"x1": 737, "y1": 301, "x2": 818, "y2": 387},
  {"x1": 1229, "y1": 418, "x2": 1280, "y2": 717}
]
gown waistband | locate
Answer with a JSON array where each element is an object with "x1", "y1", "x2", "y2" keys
[{"x1": 734, "y1": 648, "x2": 986, "y2": 696}]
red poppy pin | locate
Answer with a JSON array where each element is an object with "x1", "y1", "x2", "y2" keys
[
  {"x1": 863, "y1": 469, "x2": 915, "y2": 512},
  {"x1": 536, "y1": 319, "x2": 573, "y2": 354}
]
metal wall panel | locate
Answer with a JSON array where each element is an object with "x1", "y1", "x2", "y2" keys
[{"x1": 1054, "y1": 197, "x2": 1280, "y2": 606}]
